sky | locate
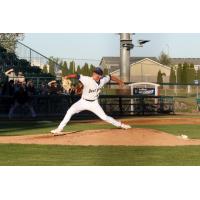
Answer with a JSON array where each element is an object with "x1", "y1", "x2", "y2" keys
[{"x1": 22, "y1": 33, "x2": 200, "y2": 66}]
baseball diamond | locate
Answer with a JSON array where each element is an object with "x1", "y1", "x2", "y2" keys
[
  {"x1": 1, "y1": 117, "x2": 200, "y2": 165},
  {"x1": 1, "y1": 34, "x2": 200, "y2": 166}
]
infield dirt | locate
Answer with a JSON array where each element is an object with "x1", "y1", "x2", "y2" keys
[{"x1": 1, "y1": 117, "x2": 200, "y2": 146}]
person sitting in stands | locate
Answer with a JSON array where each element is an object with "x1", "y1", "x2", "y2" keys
[{"x1": 48, "y1": 80, "x2": 58, "y2": 95}]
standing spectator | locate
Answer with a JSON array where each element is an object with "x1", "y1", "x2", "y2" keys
[
  {"x1": 5, "y1": 68, "x2": 16, "y2": 81},
  {"x1": 8, "y1": 84, "x2": 36, "y2": 119},
  {"x1": 27, "y1": 80, "x2": 36, "y2": 96},
  {"x1": 1, "y1": 80, "x2": 15, "y2": 96}
]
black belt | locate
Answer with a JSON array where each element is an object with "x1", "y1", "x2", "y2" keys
[{"x1": 83, "y1": 98, "x2": 96, "y2": 102}]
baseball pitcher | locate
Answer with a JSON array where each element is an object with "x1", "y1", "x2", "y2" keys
[{"x1": 51, "y1": 67, "x2": 131, "y2": 135}]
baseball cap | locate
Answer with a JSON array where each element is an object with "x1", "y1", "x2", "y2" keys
[{"x1": 93, "y1": 67, "x2": 103, "y2": 76}]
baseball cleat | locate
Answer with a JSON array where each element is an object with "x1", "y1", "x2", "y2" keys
[{"x1": 120, "y1": 123, "x2": 131, "y2": 130}]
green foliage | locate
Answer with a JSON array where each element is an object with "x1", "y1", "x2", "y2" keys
[
  {"x1": 69, "y1": 61, "x2": 75, "y2": 74},
  {"x1": 0, "y1": 33, "x2": 24, "y2": 52},
  {"x1": 61, "y1": 61, "x2": 68, "y2": 76},
  {"x1": 89, "y1": 64, "x2": 95, "y2": 76},
  {"x1": 158, "y1": 51, "x2": 171, "y2": 66},
  {"x1": 76, "y1": 65, "x2": 81, "y2": 74},
  {"x1": 176, "y1": 62, "x2": 197, "y2": 84},
  {"x1": 103, "y1": 67, "x2": 109, "y2": 76},
  {"x1": 169, "y1": 67, "x2": 176, "y2": 84},
  {"x1": 182, "y1": 62, "x2": 188, "y2": 84},
  {"x1": 177, "y1": 63, "x2": 182, "y2": 84},
  {"x1": 187, "y1": 63, "x2": 196, "y2": 84},
  {"x1": 81, "y1": 63, "x2": 90, "y2": 75},
  {"x1": 197, "y1": 69, "x2": 200, "y2": 80},
  {"x1": 157, "y1": 70, "x2": 163, "y2": 84}
]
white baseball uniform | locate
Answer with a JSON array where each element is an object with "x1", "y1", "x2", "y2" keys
[{"x1": 57, "y1": 74, "x2": 122, "y2": 131}]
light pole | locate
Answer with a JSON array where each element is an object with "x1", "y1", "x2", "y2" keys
[{"x1": 119, "y1": 34, "x2": 150, "y2": 83}]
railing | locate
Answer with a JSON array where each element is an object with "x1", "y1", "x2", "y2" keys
[
  {"x1": 15, "y1": 41, "x2": 62, "y2": 75},
  {"x1": 0, "y1": 41, "x2": 62, "y2": 77},
  {"x1": 0, "y1": 95, "x2": 174, "y2": 119}
]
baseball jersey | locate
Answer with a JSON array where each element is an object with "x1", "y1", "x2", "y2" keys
[{"x1": 78, "y1": 74, "x2": 110, "y2": 100}]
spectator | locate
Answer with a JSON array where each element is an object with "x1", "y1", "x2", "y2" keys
[
  {"x1": 1, "y1": 80, "x2": 15, "y2": 96},
  {"x1": 8, "y1": 84, "x2": 36, "y2": 119},
  {"x1": 27, "y1": 80, "x2": 36, "y2": 96},
  {"x1": 5, "y1": 68, "x2": 16, "y2": 81},
  {"x1": 69, "y1": 84, "x2": 76, "y2": 96},
  {"x1": 48, "y1": 80, "x2": 58, "y2": 95},
  {"x1": 17, "y1": 72, "x2": 25, "y2": 83},
  {"x1": 39, "y1": 82, "x2": 48, "y2": 95}
]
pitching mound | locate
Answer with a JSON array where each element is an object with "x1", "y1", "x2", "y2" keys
[{"x1": 1, "y1": 128, "x2": 200, "y2": 146}]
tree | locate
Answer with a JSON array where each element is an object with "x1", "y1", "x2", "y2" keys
[
  {"x1": 157, "y1": 70, "x2": 163, "y2": 84},
  {"x1": 0, "y1": 33, "x2": 24, "y2": 52},
  {"x1": 61, "y1": 61, "x2": 68, "y2": 76},
  {"x1": 158, "y1": 51, "x2": 172, "y2": 66},
  {"x1": 81, "y1": 63, "x2": 89, "y2": 75},
  {"x1": 103, "y1": 67, "x2": 109, "y2": 76},
  {"x1": 197, "y1": 69, "x2": 200, "y2": 80},
  {"x1": 177, "y1": 63, "x2": 182, "y2": 84},
  {"x1": 69, "y1": 61, "x2": 75, "y2": 74},
  {"x1": 89, "y1": 64, "x2": 95, "y2": 76},
  {"x1": 187, "y1": 63, "x2": 196, "y2": 84},
  {"x1": 76, "y1": 65, "x2": 81, "y2": 74},
  {"x1": 43, "y1": 64, "x2": 48, "y2": 73},
  {"x1": 169, "y1": 67, "x2": 176, "y2": 85},
  {"x1": 182, "y1": 62, "x2": 189, "y2": 84}
]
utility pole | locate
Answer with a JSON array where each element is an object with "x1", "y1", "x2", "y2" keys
[{"x1": 119, "y1": 33, "x2": 133, "y2": 83}]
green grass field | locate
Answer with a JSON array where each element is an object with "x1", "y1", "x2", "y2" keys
[
  {"x1": 1, "y1": 144, "x2": 200, "y2": 166},
  {"x1": 1, "y1": 119, "x2": 200, "y2": 165}
]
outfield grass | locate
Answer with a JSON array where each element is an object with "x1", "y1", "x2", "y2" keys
[{"x1": 1, "y1": 144, "x2": 200, "y2": 165}]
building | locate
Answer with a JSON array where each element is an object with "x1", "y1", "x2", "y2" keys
[
  {"x1": 100, "y1": 57, "x2": 170, "y2": 83},
  {"x1": 100, "y1": 56, "x2": 158, "y2": 73}
]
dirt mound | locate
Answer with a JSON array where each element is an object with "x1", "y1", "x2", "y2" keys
[{"x1": 1, "y1": 128, "x2": 200, "y2": 146}]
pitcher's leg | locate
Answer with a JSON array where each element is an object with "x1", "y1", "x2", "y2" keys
[
  {"x1": 88, "y1": 102, "x2": 131, "y2": 129},
  {"x1": 57, "y1": 100, "x2": 84, "y2": 131}
]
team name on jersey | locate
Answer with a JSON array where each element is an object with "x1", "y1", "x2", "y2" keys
[{"x1": 88, "y1": 88, "x2": 101, "y2": 93}]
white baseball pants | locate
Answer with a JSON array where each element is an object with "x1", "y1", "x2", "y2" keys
[{"x1": 57, "y1": 98, "x2": 121, "y2": 131}]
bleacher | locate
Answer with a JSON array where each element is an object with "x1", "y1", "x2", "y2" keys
[{"x1": 0, "y1": 41, "x2": 58, "y2": 86}]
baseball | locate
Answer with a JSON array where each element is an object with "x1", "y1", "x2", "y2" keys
[{"x1": 181, "y1": 134, "x2": 188, "y2": 140}]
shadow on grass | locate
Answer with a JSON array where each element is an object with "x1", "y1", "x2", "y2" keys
[{"x1": 0, "y1": 121, "x2": 117, "y2": 136}]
